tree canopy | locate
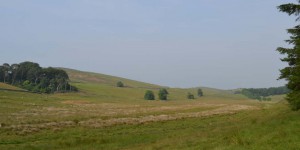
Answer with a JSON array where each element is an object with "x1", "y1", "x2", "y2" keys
[
  {"x1": 0, "y1": 61, "x2": 77, "y2": 93},
  {"x1": 277, "y1": 1, "x2": 300, "y2": 110}
]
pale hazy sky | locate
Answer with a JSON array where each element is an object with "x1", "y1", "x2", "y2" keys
[{"x1": 0, "y1": 0, "x2": 296, "y2": 89}]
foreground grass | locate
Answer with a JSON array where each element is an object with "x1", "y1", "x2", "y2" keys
[{"x1": 0, "y1": 102, "x2": 299, "y2": 150}]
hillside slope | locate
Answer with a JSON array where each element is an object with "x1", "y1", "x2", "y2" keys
[
  {"x1": 61, "y1": 68, "x2": 249, "y2": 102},
  {"x1": 0, "y1": 83, "x2": 25, "y2": 91},
  {"x1": 62, "y1": 68, "x2": 162, "y2": 89}
]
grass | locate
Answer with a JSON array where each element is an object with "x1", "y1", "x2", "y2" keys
[
  {"x1": 0, "y1": 69, "x2": 297, "y2": 149},
  {"x1": 0, "y1": 103, "x2": 299, "y2": 150}
]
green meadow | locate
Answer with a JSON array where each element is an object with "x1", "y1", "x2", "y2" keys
[{"x1": 0, "y1": 69, "x2": 299, "y2": 149}]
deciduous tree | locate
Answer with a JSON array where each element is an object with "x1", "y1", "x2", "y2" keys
[
  {"x1": 158, "y1": 88, "x2": 169, "y2": 100},
  {"x1": 0, "y1": 62, "x2": 77, "y2": 93},
  {"x1": 187, "y1": 92, "x2": 195, "y2": 99},
  {"x1": 197, "y1": 88, "x2": 203, "y2": 97},
  {"x1": 144, "y1": 90, "x2": 155, "y2": 100},
  {"x1": 116, "y1": 81, "x2": 124, "y2": 87}
]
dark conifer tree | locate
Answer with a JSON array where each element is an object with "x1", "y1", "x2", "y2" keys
[{"x1": 277, "y1": 1, "x2": 300, "y2": 110}]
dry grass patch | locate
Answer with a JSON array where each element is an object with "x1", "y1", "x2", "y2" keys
[
  {"x1": 3, "y1": 102, "x2": 258, "y2": 134},
  {"x1": 61, "y1": 100, "x2": 91, "y2": 105}
]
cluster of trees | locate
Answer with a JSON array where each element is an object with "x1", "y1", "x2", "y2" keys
[
  {"x1": 145, "y1": 88, "x2": 204, "y2": 100},
  {"x1": 235, "y1": 86, "x2": 289, "y2": 100},
  {"x1": 277, "y1": 1, "x2": 300, "y2": 110},
  {"x1": 0, "y1": 61, "x2": 77, "y2": 93},
  {"x1": 144, "y1": 88, "x2": 169, "y2": 100}
]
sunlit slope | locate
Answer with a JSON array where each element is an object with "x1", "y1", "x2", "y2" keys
[
  {"x1": 167, "y1": 87, "x2": 250, "y2": 102},
  {"x1": 0, "y1": 82, "x2": 256, "y2": 127},
  {"x1": 0, "y1": 82, "x2": 25, "y2": 91},
  {"x1": 61, "y1": 68, "x2": 250, "y2": 102},
  {"x1": 0, "y1": 68, "x2": 251, "y2": 103},
  {"x1": 62, "y1": 68, "x2": 162, "y2": 89}
]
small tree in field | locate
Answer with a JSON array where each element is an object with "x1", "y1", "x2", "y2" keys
[
  {"x1": 197, "y1": 88, "x2": 203, "y2": 97},
  {"x1": 116, "y1": 81, "x2": 124, "y2": 87},
  {"x1": 187, "y1": 92, "x2": 194, "y2": 99},
  {"x1": 158, "y1": 88, "x2": 169, "y2": 100},
  {"x1": 144, "y1": 90, "x2": 155, "y2": 100}
]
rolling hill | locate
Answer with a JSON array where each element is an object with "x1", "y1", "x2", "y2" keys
[
  {"x1": 61, "y1": 68, "x2": 250, "y2": 102},
  {"x1": 0, "y1": 68, "x2": 295, "y2": 150}
]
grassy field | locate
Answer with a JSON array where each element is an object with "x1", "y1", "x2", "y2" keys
[{"x1": 0, "y1": 69, "x2": 298, "y2": 149}]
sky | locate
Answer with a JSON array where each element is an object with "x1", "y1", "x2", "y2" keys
[{"x1": 0, "y1": 0, "x2": 297, "y2": 89}]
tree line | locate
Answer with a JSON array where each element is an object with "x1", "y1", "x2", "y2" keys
[
  {"x1": 235, "y1": 86, "x2": 289, "y2": 100},
  {"x1": 0, "y1": 61, "x2": 77, "y2": 93}
]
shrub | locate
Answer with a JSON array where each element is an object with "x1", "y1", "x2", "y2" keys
[
  {"x1": 116, "y1": 81, "x2": 124, "y2": 87},
  {"x1": 187, "y1": 92, "x2": 195, "y2": 99}
]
